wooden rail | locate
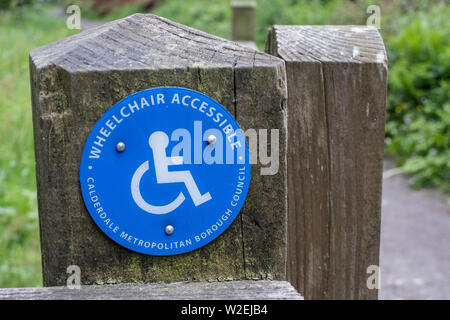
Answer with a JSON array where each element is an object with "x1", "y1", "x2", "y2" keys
[{"x1": 0, "y1": 281, "x2": 302, "y2": 300}]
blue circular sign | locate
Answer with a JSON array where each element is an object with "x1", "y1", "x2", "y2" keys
[{"x1": 80, "y1": 87, "x2": 251, "y2": 256}]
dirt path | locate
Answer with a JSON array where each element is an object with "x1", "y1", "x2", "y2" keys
[{"x1": 380, "y1": 158, "x2": 450, "y2": 299}]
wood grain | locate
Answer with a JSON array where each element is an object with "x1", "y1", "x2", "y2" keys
[
  {"x1": 266, "y1": 25, "x2": 387, "y2": 299},
  {"x1": 0, "y1": 280, "x2": 303, "y2": 300}
]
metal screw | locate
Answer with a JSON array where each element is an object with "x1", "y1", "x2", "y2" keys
[
  {"x1": 165, "y1": 225, "x2": 174, "y2": 236},
  {"x1": 116, "y1": 142, "x2": 126, "y2": 152},
  {"x1": 207, "y1": 135, "x2": 217, "y2": 144}
]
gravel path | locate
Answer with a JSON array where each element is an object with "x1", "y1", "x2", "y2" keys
[{"x1": 380, "y1": 158, "x2": 450, "y2": 299}]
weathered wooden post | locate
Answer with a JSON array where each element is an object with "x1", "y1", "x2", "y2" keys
[
  {"x1": 23, "y1": 12, "x2": 386, "y2": 301},
  {"x1": 29, "y1": 14, "x2": 290, "y2": 290},
  {"x1": 231, "y1": 1, "x2": 257, "y2": 49},
  {"x1": 267, "y1": 26, "x2": 387, "y2": 299}
]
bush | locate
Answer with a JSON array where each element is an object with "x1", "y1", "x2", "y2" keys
[
  {"x1": 154, "y1": 1, "x2": 450, "y2": 194},
  {"x1": 385, "y1": 4, "x2": 450, "y2": 192}
]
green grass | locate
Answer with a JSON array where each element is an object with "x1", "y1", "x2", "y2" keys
[{"x1": 0, "y1": 4, "x2": 79, "y2": 287}]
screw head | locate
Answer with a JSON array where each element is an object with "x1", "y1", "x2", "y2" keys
[
  {"x1": 165, "y1": 225, "x2": 174, "y2": 236},
  {"x1": 116, "y1": 142, "x2": 126, "y2": 152},
  {"x1": 207, "y1": 135, "x2": 217, "y2": 144}
]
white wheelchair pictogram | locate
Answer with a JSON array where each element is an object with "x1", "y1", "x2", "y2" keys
[{"x1": 131, "y1": 131, "x2": 212, "y2": 215}]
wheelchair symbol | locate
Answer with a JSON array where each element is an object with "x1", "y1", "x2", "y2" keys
[{"x1": 131, "y1": 131, "x2": 212, "y2": 215}]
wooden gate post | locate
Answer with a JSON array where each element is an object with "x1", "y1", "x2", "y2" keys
[
  {"x1": 30, "y1": 14, "x2": 288, "y2": 286},
  {"x1": 267, "y1": 26, "x2": 387, "y2": 299}
]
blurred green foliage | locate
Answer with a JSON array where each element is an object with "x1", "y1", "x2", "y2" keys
[{"x1": 67, "y1": 1, "x2": 146, "y2": 21}]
